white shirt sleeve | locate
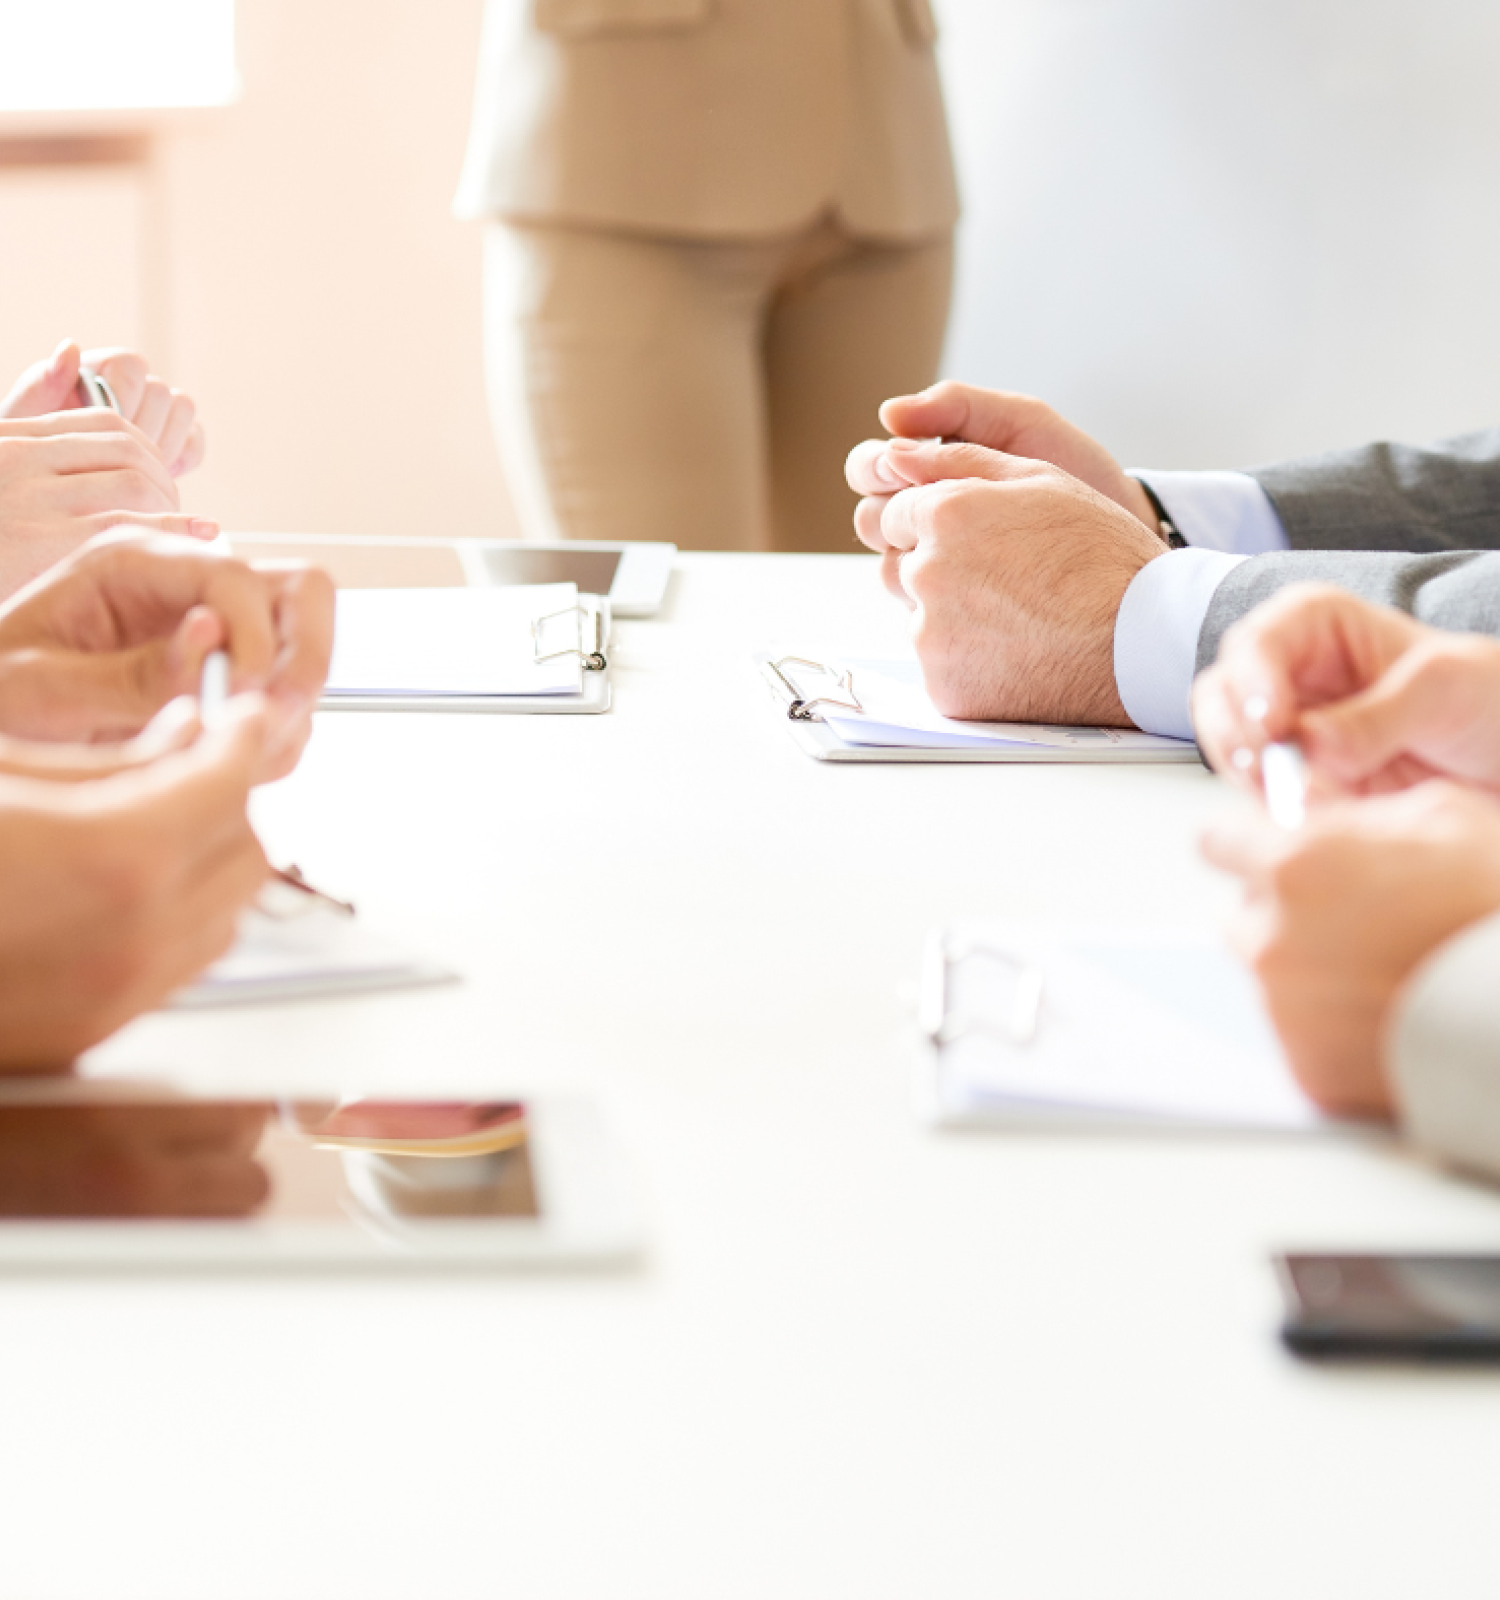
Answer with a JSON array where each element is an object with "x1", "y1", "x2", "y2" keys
[
  {"x1": 1110, "y1": 470, "x2": 1292, "y2": 739},
  {"x1": 1134, "y1": 470, "x2": 1290, "y2": 555},
  {"x1": 1113, "y1": 549, "x2": 1248, "y2": 739}
]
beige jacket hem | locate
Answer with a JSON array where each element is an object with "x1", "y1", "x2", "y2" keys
[{"x1": 1390, "y1": 910, "x2": 1500, "y2": 1184}]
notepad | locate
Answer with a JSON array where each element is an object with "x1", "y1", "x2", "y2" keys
[
  {"x1": 919, "y1": 924, "x2": 1346, "y2": 1132},
  {"x1": 171, "y1": 905, "x2": 458, "y2": 1008},
  {"x1": 326, "y1": 584, "x2": 582, "y2": 698},
  {"x1": 758, "y1": 653, "x2": 1198, "y2": 763}
]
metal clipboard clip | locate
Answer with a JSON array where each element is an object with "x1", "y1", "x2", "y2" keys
[
  {"x1": 532, "y1": 602, "x2": 608, "y2": 672},
  {"x1": 921, "y1": 934, "x2": 1046, "y2": 1051},
  {"x1": 763, "y1": 655, "x2": 863, "y2": 722}
]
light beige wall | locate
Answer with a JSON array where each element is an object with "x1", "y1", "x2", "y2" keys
[
  {"x1": 3, "y1": 0, "x2": 519, "y2": 540},
  {"x1": 0, "y1": 162, "x2": 145, "y2": 375},
  {"x1": 168, "y1": 0, "x2": 519, "y2": 537}
]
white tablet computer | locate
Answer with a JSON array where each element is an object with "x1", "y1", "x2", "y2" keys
[
  {"x1": 473, "y1": 541, "x2": 674, "y2": 618},
  {"x1": 0, "y1": 1085, "x2": 640, "y2": 1272},
  {"x1": 225, "y1": 536, "x2": 676, "y2": 618}
]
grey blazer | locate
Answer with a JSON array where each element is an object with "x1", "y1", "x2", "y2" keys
[{"x1": 1196, "y1": 428, "x2": 1500, "y2": 669}]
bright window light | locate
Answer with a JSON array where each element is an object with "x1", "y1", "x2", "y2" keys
[{"x1": 0, "y1": 0, "x2": 237, "y2": 110}]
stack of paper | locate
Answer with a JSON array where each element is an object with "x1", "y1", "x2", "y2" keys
[
  {"x1": 828, "y1": 659, "x2": 1190, "y2": 753},
  {"x1": 324, "y1": 584, "x2": 607, "y2": 711},
  {"x1": 920, "y1": 925, "x2": 1346, "y2": 1132},
  {"x1": 172, "y1": 905, "x2": 457, "y2": 1008}
]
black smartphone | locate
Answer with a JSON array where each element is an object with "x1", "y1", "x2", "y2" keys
[{"x1": 1276, "y1": 1253, "x2": 1500, "y2": 1361}]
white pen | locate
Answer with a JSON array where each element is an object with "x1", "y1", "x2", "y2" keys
[
  {"x1": 1261, "y1": 741, "x2": 1308, "y2": 831},
  {"x1": 199, "y1": 649, "x2": 230, "y2": 728}
]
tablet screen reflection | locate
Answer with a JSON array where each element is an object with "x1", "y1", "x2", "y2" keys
[{"x1": 0, "y1": 1096, "x2": 537, "y2": 1222}]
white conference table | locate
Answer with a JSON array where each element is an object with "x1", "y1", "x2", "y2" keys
[{"x1": 6, "y1": 553, "x2": 1500, "y2": 1599}]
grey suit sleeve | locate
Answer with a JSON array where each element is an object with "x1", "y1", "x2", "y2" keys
[
  {"x1": 1389, "y1": 913, "x2": 1500, "y2": 1186},
  {"x1": 1248, "y1": 428, "x2": 1500, "y2": 552},
  {"x1": 1195, "y1": 549, "x2": 1500, "y2": 672}
]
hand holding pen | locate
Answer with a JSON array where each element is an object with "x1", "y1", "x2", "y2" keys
[
  {"x1": 0, "y1": 340, "x2": 205, "y2": 479},
  {"x1": 1193, "y1": 583, "x2": 1500, "y2": 1110},
  {"x1": 1192, "y1": 582, "x2": 1500, "y2": 806},
  {"x1": 0, "y1": 535, "x2": 334, "y2": 782}
]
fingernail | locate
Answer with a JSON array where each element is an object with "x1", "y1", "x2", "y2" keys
[
  {"x1": 887, "y1": 437, "x2": 922, "y2": 453},
  {"x1": 49, "y1": 338, "x2": 73, "y2": 371},
  {"x1": 1243, "y1": 694, "x2": 1270, "y2": 724},
  {"x1": 1231, "y1": 747, "x2": 1256, "y2": 772},
  {"x1": 190, "y1": 518, "x2": 219, "y2": 539},
  {"x1": 872, "y1": 452, "x2": 905, "y2": 489}
]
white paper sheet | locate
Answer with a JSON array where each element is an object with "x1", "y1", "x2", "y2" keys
[
  {"x1": 805, "y1": 658, "x2": 1193, "y2": 753},
  {"x1": 926, "y1": 927, "x2": 1335, "y2": 1131},
  {"x1": 326, "y1": 585, "x2": 583, "y2": 697}
]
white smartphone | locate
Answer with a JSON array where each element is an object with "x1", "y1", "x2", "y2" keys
[{"x1": 0, "y1": 1086, "x2": 640, "y2": 1272}]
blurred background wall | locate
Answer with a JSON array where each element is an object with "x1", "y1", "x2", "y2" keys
[
  {"x1": 2, "y1": 0, "x2": 1500, "y2": 537},
  {"x1": 939, "y1": 0, "x2": 1500, "y2": 469},
  {"x1": 0, "y1": 0, "x2": 520, "y2": 539}
]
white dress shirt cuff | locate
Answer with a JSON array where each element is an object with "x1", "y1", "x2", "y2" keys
[
  {"x1": 1389, "y1": 910, "x2": 1500, "y2": 1184},
  {"x1": 1114, "y1": 549, "x2": 1249, "y2": 740},
  {"x1": 1133, "y1": 470, "x2": 1290, "y2": 555}
]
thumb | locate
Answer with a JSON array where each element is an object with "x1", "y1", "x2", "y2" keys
[
  {"x1": 2, "y1": 608, "x2": 223, "y2": 742},
  {"x1": 133, "y1": 693, "x2": 270, "y2": 823},
  {"x1": 1198, "y1": 808, "x2": 1284, "y2": 881},
  {"x1": 883, "y1": 436, "x2": 1025, "y2": 487},
  {"x1": 880, "y1": 383, "x2": 1042, "y2": 452},
  {"x1": 187, "y1": 692, "x2": 271, "y2": 780},
  {"x1": 14, "y1": 642, "x2": 194, "y2": 740},
  {"x1": 0, "y1": 341, "x2": 84, "y2": 420},
  {"x1": 49, "y1": 339, "x2": 82, "y2": 395}
]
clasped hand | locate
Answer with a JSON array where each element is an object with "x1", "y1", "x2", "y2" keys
[
  {"x1": 844, "y1": 382, "x2": 1168, "y2": 726},
  {"x1": 0, "y1": 341, "x2": 212, "y2": 597},
  {"x1": 0, "y1": 340, "x2": 204, "y2": 477}
]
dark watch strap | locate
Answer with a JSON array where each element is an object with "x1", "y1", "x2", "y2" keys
[{"x1": 1134, "y1": 478, "x2": 1188, "y2": 548}]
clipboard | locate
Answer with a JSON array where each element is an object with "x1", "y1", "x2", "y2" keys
[
  {"x1": 756, "y1": 653, "x2": 1200, "y2": 763},
  {"x1": 171, "y1": 869, "x2": 458, "y2": 1007},
  {"x1": 913, "y1": 924, "x2": 1353, "y2": 1133},
  {"x1": 323, "y1": 595, "x2": 612, "y2": 714}
]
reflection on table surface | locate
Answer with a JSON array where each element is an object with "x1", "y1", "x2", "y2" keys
[{"x1": 0, "y1": 1088, "x2": 536, "y2": 1223}]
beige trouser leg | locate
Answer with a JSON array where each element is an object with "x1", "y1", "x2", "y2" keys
[
  {"x1": 764, "y1": 226, "x2": 953, "y2": 553},
  {"x1": 483, "y1": 217, "x2": 953, "y2": 552}
]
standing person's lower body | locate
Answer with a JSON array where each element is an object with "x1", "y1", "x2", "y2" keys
[{"x1": 482, "y1": 214, "x2": 954, "y2": 552}]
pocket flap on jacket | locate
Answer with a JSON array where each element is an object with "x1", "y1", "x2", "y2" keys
[
  {"x1": 894, "y1": 0, "x2": 939, "y2": 47},
  {"x1": 535, "y1": 0, "x2": 711, "y2": 34}
]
